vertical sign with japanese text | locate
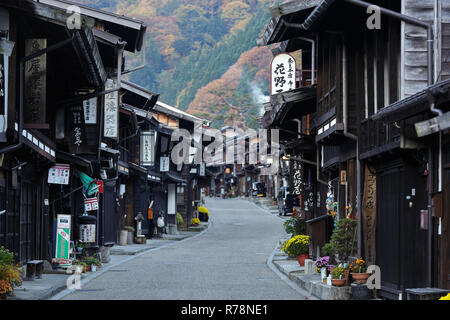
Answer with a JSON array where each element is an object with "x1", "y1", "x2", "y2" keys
[
  {"x1": 160, "y1": 156, "x2": 170, "y2": 172},
  {"x1": 104, "y1": 79, "x2": 118, "y2": 139},
  {"x1": 271, "y1": 53, "x2": 296, "y2": 95},
  {"x1": 68, "y1": 105, "x2": 85, "y2": 147},
  {"x1": 290, "y1": 159, "x2": 303, "y2": 196},
  {"x1": 141, "y1": 131, "x2": 156, "y2": 166},
  {"x1": 363, "y1": 165, "x2": 376, "y2": 265},
  {"x1": 55, "y1": 214, "x2": 71, "y2": 267},
  {"x1": 83, "y1": 97, "x2": 97, "y2": 124},
  {"x1": 24, "y1": 39, "x2": 46, "y2": 124}
]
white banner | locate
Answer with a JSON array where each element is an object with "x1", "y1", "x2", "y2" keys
[
  {"x1": 103, "y1": 79, "x2": 118, "y2": 138},
  {"x1": 83, "y1": 97, "x2": 97, "y2": 124},
  {"x1": 48, "y1": 164, "x2": 70, "y2": 185},
  {"x1": 271, "y1": 53, "x2": 296, "y2": 95}
]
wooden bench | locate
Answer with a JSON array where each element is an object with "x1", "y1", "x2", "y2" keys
[
  {"x1": 405, "y1": 287, "x2": 450, "y2": 300},
  {"x1": 25, "y1": 260, "x2": 44, "y2": 281}
]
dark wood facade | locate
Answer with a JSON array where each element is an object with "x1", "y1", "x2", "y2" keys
[{"x1": 261, "y1": 0, "x2": 450, "y2": 298}]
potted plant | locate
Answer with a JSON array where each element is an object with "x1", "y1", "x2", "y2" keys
[
  {"x1": 315, "y1": 256, "x2": 330, "y2": 282},
  {"x1": 83, "y1": 256, "x2": 101, "y2": 272},
  {"x1": 330, "y1": 265, "x2": 346, "y2": 287},
  {"x1": 281, "y1": 235, "x2": 310, "y2": 266},
  {"x1": 325, "y1": 218, "x2": 357, "y2": 263},
  {"x1": 0, "y1": 280, "x2": 12, "y2": 300},
  {"x1": 283, "y1": 216, "x2": 306, "y2": 236},
  {"x1": 192, "y1": 218, "x2": 200, "y2": 226},
  {"x1": 350, "y1": 258, "x2": 370, "y2": 284},
  {"x1": 0, "y1": 246, "x2": 22, "y2": 300},
  {"x1": 439, "y1": 293, "x2": 450, "y2": 300},
  {"x1": 71, "y1": 260, "x2": 84, "y2": 274},
  {"x1": 176, "y1": 213, "x2": 184, "y2": 226}
]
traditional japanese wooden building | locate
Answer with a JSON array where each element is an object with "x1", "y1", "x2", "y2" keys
[
  {"x1": 0, "y1": 0, "x2": 146, "y2": 267},
  {"x1": 261, "y1": 0, "x2": 450, "y2": 298}
]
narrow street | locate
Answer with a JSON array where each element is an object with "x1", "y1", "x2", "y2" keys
[{"x1": 60, "y1": 198, "x2": 308, "y2": 300}]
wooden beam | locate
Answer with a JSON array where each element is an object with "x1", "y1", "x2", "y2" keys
[
  {"x1": 270, "y1": 0, "x2": 322, "y2": 18},
  {"x1": 1, "y1": 0, "x2": 94, "y2": 29}
]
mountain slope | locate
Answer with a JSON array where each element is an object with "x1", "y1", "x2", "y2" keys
[{"x1": 71, "y1": 0, "x2": 275, "y2": 128}]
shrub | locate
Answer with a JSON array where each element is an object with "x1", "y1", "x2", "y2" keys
[
  {"x1": 198, "y1": 206, "x2": 209, "y2": 216},
  {"x1": 327, "y1": 218, "x2": 357, "y2": 263},
  {"x1": 0, "y1": 247, "x2": 14, "y2": 265},
  {"x1": 192, "y1": 218, "x2": 200, "y2": 225},
  {"x1": 281, "y1": 235, "x2": 309, "y2": 256},
  {"x1": 176, "y1": 213, "x2": 184, "y2": 225},
  {"x1": 0, "y1": 264, "x2": 22, "y2": 286},
  {"x1": 283, "y1": 216, "x2": 306, "y2": 236}
]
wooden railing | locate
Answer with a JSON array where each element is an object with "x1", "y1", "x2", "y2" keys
[{"x1": 360, "y1": 117, "x2": 402, "y2": 157}]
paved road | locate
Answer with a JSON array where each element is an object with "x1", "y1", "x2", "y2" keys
[{"x1": 61, "y1": 198, "x2": 308, "y2": 300}]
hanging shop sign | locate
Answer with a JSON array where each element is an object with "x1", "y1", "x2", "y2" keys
[
  {"x1": 160, "y1": 156, "x2": 170, "y2": 172},
  {"x1": 289, "y1": 159, "x2": 303, "y2": 196},
  {"x1": 55, "y1": 214, "x2": 71, "y2": 267},
  {"x1": 103, "y1": 79, "x2": 118, "y2": 139},
  {"x1": 140, "y1": 131, "x2": 156, "y2": 166},
  {"x1": 84, "y1": 197, "x2": 99, "y2": 211},
  {"x1": 68, "y1": 105, "x2": 86, "y2": 147},
  {"x1": 271, "y1": 53, "x2": 296, "y2": 95},
  {"x1": 48, "y1": 164, "x2": 70, "y2": 185},
  {"x1": 79, "y1": 224, "x2": 96, "y2": 243},
  {"x1": 24, "y1": 38, "x2": 46, "y2": 125},
  {"x1": 83, "y1": 97, "x2": 97, "y2": 124},
  {"x1": 362, "y1": 165, "x2": 376, "y2": 264},
  {"x1": 199, "y1": 162, "x2": 205, "y2": 176}
]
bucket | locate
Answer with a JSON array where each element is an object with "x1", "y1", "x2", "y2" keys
[{"x1": 119, "y1": 230, "x2": 128, "y2": 246}]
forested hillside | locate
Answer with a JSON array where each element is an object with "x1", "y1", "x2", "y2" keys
[{"x1": 72, "y1": 0, "x2": 275, "y2": 129}]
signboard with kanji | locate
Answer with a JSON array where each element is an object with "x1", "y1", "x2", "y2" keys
[
  {"x1": 68, "y1": 105, "x2": 86, "y2": 147},
  {"x1": 55, "y1": 214, "x2": 71, "y2": 267},
  {"x1": 24, "y1": 39, "x2": 46, "y2": 125},
  {"x1": 289, "y1": 159, "x2": 303, "y2": 196},
  {"x1": 271, "y1": 53, "x2": 296, "y2": 95},
  {"x1": 104, "y1": 79, "x2": 118, "y2": 139},
  {"x1": 84, "y1": 197, "x2": 99, "y2": 211},
  {"x1": 80, "y1": 224, "x2": 96, "y2": 243},
  {"x1": 141, "y1": 131, "x2": 156, "y2": 166},
  {"x1": 160, "y1": 156, "x2": 170, "y2": 172},
  {"x1": 48, "y1": 164, "x2": 70, "y2": 185},
  {"x1": 199, "y1": 162, "x2": 205, "y2": 176},
  {"x1": 83, "y1": 97, "x2": 97, "y2": 124}
]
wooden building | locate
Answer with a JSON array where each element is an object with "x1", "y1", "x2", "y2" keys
[
  {"x1": 0, "y1": 0, "x2": 145, "y2": 266},
  {"x1": 261, "y1": 0, "x2": 450, "y2": 298}
]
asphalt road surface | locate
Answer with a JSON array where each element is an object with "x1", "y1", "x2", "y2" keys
[{"x1": 61, "y1": 198, "x2": 308, "y2": 300}]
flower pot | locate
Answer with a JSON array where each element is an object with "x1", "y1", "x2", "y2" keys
[
  {"x1": 296, "y1": 254, "x2": 309, "y2": 267},
  {"x1": 351, "y1": 272, "x2": 371, "y2": 284},
  {"x1": 82, "y1": 265, "x2": 87, "y2": 273},
  {"x1": 86, "y1": 265, "x2": 91, "y2": 272},
  {"x1": 73, "y1": 265, "x2": 83, "y2": 274},
  {"x1": 320, "y1": 267, "x2": 328, "y2": 281},
  {"x1": 91, "y1": 265, "x2": 97, "y2": 272},
  {"x1": 331, "y1": 279, "x2": 346, "y2": 287}
]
